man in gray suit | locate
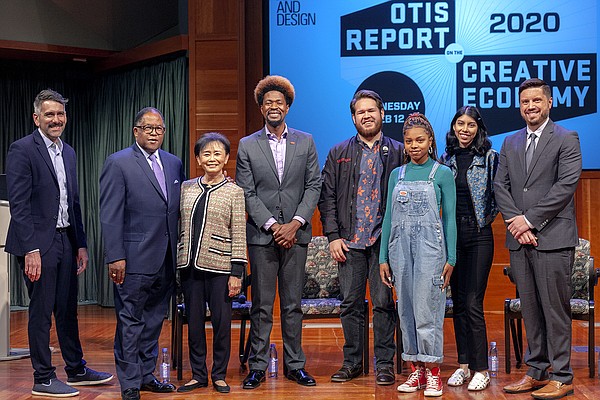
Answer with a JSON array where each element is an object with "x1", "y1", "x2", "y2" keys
[
  {"x1": 495, "y1": 78, "x2": 581, "y2": 400},
  {"x1": 236, "y1": 75, "x2": 321, "y2": 389}
]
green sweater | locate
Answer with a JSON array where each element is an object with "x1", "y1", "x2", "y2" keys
[{"x1": 379, "y1": 157, "x2": 457, "y2": 266}]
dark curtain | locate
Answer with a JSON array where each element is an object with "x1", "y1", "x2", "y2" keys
[{"x1": 1, "y1": 55, "x2": 189, "y2": 307}]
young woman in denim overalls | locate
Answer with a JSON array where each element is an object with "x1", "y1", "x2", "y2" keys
[{"x1": 380, "y1": 113, "x2": 457, "y2": 397}]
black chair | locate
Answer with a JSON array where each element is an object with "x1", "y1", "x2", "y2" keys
[
  {"x1": 171, "y1": 271, "x2": 252, "y2": 380},
  {"x1": 503, "y1": 238, "x2": 598, "y2": 378}
]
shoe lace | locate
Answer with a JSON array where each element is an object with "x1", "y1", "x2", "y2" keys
[
  {"x1": 427, "y1": 371, "x2": 440, "y2": 389},
  {"x1": 404, "y1": 369, "x2": 422, "y2": 386}
]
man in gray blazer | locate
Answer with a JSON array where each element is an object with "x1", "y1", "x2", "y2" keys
[
  {"x1": 495, "y1": 78, "x2": 581, "y2": 400},
  {"x1": 236, "y1": 75, "x2": 321, "y2": 389}
]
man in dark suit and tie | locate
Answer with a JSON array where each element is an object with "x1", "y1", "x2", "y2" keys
[
  {"x1": 495, "y1": 78, "x2": 582, "y2": 400},
  {"x1": 236, "y1": 75, "x2": 321, "y2": 389},
  {"x1": 100, "y1": 107, "x2": 184, "y2": 400},
  {"x1": 6, "y1": 89, "x2": 113, "y2": 398}
]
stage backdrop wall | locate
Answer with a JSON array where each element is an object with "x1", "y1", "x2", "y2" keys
[
  {"x1": 0, "y1": 56, "x2": 188, "y2": 307},
  {"x1": 267, "y1": 0, "x2": 599, "y2": 169}
]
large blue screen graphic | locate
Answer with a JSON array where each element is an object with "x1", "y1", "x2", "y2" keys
[{"x1": 268, "y1": 0, "x2": 599, "y2": 169}]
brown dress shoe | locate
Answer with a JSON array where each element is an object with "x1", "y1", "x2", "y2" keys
[
  {"x1": 503, "y1": 375, "x2": 549, "y2": 393},
  {"x1": 531, "y1": 381, "x2": 574, "y2": 399}
]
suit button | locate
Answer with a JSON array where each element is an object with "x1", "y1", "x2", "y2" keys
[
  {"x1": 53, "y1": 216, "x2": 58, "y2": 220},
  {"x1": 165, "y1": 232, "x2": 169, "y2": 236},
  {"x1": 523, "y1": 188, "x2": 528, "y2": 192}
]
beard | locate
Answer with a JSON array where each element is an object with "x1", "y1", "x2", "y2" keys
[
  {"x1": 356, "y1": 119, "x2": 382, "y2": 139},
  {"x1": 266, "y1": 118, "x2": 283, "y2": 128}
]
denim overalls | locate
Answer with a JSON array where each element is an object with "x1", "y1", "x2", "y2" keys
[{"x1": 389, "y1": 161, "x2": 446, "y2": 364}]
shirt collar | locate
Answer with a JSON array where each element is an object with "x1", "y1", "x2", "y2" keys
[
  {"x1": 136, "y1": 142, "x2": 160, "y2": 161},
  {"x1": 526, "y1": 117, "x2": 550, "y2": 139},
  {"x1": 39, "y1": 128, "x2": 63, "y2": 151},
  {"x1": 265, "y1": 124, "x2": 288, "y2": 140},
  {"x1": 355, "y1": 132, "x2": 382, "y2": 149}
]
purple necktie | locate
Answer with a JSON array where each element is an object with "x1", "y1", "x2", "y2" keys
[{"x1": 149, "y1": 153, "x2": 168, "y2": 199}]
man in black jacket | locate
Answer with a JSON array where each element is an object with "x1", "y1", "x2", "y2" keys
[{"x1": 318, "y1": 89, "x2": 403, "y2": 384}]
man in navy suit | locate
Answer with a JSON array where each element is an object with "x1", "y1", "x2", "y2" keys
[
  {"x1": 5, "y1": 89, "x2": 113, "y2": 397},
  {"x1": 100, "y1": 107, "x2": 184, "y2": 400},
  {"x1": 495, "y1": 78, "x2": 582, "y2": 399}
]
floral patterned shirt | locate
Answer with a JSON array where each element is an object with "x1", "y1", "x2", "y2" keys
[{"x1": 347, "y1": 138, "x2": 383, "y2": 249}]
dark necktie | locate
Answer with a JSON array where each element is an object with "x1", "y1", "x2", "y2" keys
[
  {"x1": 525, "y1": 133, "x2": 536, "y2": 172},
  {"x1": 149, "y1": 153, "x2": 168, "y2": 199}
]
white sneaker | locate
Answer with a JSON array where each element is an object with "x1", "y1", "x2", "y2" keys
[
  {"x1": 424, "y1": 367, "x2": 443, "y2": 397},
  {"x1": 397, "y1": 364, "x2": 427, "y2": 393},
  {"x1": 467, "y1": 371, "x2": 490, "y2": 391},
  {"x1": 447, "y1": 368, "x2": 470, "y2": 386}
]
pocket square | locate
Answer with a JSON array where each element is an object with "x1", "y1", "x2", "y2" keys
[{"x1": 174, "y1": 180, "x2": 179, "y2": 184}]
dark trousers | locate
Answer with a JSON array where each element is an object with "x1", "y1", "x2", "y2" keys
[
  {"x1": 510, "y1": 246, "x2": 574, "y2": 383},
  {"x1": 113, "y1": 251, "x2": 174, "y2": 390},
  {"x1": 22, "y1": 229, "x2": 85, "y2": 383},
  {"x1": 450, "y1": 217, "x2": 494, "y2": 371},
  {"x1": 248, "y1": 242, "x2": 307, "y2": 372},
  {"x1": 339, "y1": 240, "x2": 396, "y2": 368},
  {"x1": 180, "y1": 268, "x2": 231, "y2": 383}
]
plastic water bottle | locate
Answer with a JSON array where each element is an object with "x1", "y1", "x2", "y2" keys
[
  {"x1": 160, "y1": 347, "x2": 170, "y2": 383},
  {"x1": 488, "y1": 341, "x2": 498, "y2": 377},
  {"x1": 268, "y1": 343, "x2": 278, "y2": 377}
]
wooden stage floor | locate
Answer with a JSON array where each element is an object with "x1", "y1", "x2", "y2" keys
[{"x1": 1, "y1": 305, "x2": 598, "y2": 399}]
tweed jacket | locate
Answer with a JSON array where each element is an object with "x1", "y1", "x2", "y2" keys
[
  {"x1": 441, "y1": 149, "x2": 499, "y2": 228},
  {"x1": 177, "y1": 178, "x2": 247, "y2": 273}
]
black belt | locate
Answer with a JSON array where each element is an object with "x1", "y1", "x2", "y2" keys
[{"x1": 56, "y1": 227, "x2": 69, "y2": 233}]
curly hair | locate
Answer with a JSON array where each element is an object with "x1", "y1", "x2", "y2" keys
[
  {"x1": 254, "y1": 75, "x2": 295, "y2": 106},
  {"x1": 403, "y1": 112, "x2": 438, "y2": 163}
]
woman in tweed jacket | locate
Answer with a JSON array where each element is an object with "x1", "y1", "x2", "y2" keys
[{"x1": 176, "y1": 132, "x2": 247, "y2": 394}]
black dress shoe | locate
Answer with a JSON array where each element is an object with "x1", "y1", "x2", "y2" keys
[
  {"x1": 375, "y1": 366, "x2": 395, "y2": 385},
  {"x1": 140, "y1": 378, "x2": 176, "y2": 393},
  {"x1": 286, "y1": 368, "x2": 316, "y2": 386},
  {"x1": 121, "y1": 388, "x2": 140, "y2": 400},
  {"x1": 177, "y1": 380, "x2": 208, "y2": 393},
  {"x1": 242, "y1": 370, "x2": 265, "y2": 389},
  {"x1": 213, "y1": 380, "x2": 231, "y2": 393},
  {"x1": 331, "y1": 364, "x2": 363, "y2": 382}
]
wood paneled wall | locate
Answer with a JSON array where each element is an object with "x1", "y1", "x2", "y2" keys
[{"x1": 188, "y1": 0, "x2": 247, "y2": 178}]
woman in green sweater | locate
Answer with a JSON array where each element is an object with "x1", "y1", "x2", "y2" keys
[{"x1": 379, "y1": 113, "x2": 456, "y2": 397}]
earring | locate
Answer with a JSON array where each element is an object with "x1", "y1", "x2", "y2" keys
[{"x1": 428, "y1": 147, "x2": 433, "y2": 155}]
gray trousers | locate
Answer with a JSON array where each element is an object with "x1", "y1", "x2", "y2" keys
[
  {"x1": 248, "y1": 242, "x2": 308, "y2": 372},
  {"x1": 510, "y1": 246, "x2": 574, "y2": 383}
]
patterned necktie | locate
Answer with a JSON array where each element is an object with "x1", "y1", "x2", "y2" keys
[
  {"x1": 525, "y1": 133, "x2": 536, "y2": 172},
  {"x1": 149, "y1": 153, "x2": 168, "y2": 199}
]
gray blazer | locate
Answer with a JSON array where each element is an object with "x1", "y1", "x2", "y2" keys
[
  {"x1": 494, "y1": 119, "x2": 582, "y2": 251},
  {"x1": 235, "y1": 127, "x2": 321, "y2": 245}
]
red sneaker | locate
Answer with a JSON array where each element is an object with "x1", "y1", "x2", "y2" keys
[
  {"x1": 424, "y1": 367, "x2": 443, "y2": 397},
  {"x1": 397, "y1": 364, "x2": 427, "y2": 393}
]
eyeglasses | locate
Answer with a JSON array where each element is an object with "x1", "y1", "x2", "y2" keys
[{"x1": 135, "y1": 125, "x2": 166, "y2": 135}]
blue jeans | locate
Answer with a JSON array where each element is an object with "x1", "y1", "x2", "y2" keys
[{"x1": 339, "y1": 239, "x2": 396, "y2": 368}]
